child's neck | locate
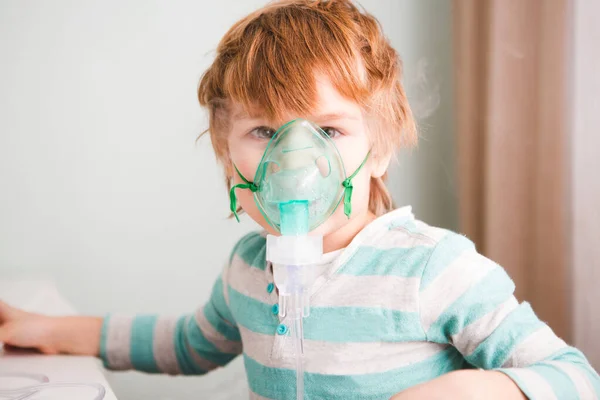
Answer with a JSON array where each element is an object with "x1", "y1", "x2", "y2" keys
[{"x1": 322, "y1": 210, "x2": 376, "y2": 253}]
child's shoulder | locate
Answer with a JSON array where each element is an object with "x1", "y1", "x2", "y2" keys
[
  {"x1": 228, "y1": 230, "x2": 267, "y2": 269},
  {"x1": 376, "y1": 212, "x2": 506, "y2": 291},
  {"x1": 386, "y1": 218, "x2": 475, "y2": 252},
  {"x1": 358, "y1": 207, "x2": 475, "y2": 252},
  {"x1": 338, "y1": 209, "x2": 479, "y2": 277}
]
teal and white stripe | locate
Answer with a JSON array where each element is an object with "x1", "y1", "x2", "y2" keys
[
  {"x1": 243, "y1": 348, "x2": 466, "y2": 400},
  {"x1": 449, "y1": 296, "x2": 519, "y2": 355},
  {"x1": 152, "y1": 316, "x2": 181, "y2": 374},
  {"x1": 100, "y1": 207, "x2": 600, "y2": 399},
  {"x1": 101, "y1": 314, "x2": 133, "y2": 370},
  {"x1": 239, "y1": 323, "x2": 449, "y2": 375}
]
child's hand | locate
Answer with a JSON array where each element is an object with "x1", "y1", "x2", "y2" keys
[
  {"x1": 389, "y1": 370, "x2": 526, "y2": 400},
  {"x1": 0, "y1": 300, "x2": 103, "y2": 356},
  {"x1": 0, "y1": 300, "x2": 60, "y2": 354}
]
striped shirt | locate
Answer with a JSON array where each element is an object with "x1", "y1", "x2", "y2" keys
[{"x1": 100, "y1": 207, "x2": 600, "y2": 399}]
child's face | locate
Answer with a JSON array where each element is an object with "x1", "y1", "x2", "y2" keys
[{"x1": 227, "y1": 75, "x2": 387, "y2": 239}]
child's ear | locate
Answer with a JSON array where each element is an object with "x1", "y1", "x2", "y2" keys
[{"x1": 370, "y1": 151, "x2": 392, "y2": 179}]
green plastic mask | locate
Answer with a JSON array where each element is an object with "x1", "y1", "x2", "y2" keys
[{"x1": 229, "y1": 119, "x2": 369, "y2": 233}]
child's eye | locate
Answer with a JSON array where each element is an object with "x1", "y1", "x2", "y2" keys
[
  {"x1": 321, "y1": 127, "x2": 342, "y2": 139},
  {"x1": 249, "y1": 126, "x2": 276, "y2": 140}
]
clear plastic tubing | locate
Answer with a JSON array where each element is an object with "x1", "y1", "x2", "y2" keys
[{"x1": 292, "y1": 297, "x2": 305, "y2": 400}]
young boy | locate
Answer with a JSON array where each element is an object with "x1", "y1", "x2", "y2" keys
[{"x1": 1, "y1": 1, "x2": 598, "y2": 399}]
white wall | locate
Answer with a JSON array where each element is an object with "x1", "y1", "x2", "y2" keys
[
  {"x1": 378, "y1": 0, "x2": 457, "y2": 231},
  {"x1": 0, "y1": 1, "x2": 455, "y2": 398}
]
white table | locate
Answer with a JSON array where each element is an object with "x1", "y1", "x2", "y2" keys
[{"x1": 0, "y1": 280, "x2": 118, "y2": 399}]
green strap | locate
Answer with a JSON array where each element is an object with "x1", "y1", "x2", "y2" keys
[
  {"x1": 341, "y1": 151, "x2": 371, "y2": 218},
  {"x1": 229, "y1": 164, "x2": 258, "y2": 222},
  {"x1": 230, "y1": 151, "x2": 370, "y2": 222}
]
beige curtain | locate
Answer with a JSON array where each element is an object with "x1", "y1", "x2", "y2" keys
[{"x1": 453, "y1": 0, "x2": 571, "y2": 340}]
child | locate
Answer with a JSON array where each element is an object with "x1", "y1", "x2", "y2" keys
[{"x1": 1, "y1": 1, "x2": 598, "y2": 399}]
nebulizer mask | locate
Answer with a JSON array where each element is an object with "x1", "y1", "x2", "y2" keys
[{"x1": 229, "y1": 118, "x2": 369, "y2": 400}]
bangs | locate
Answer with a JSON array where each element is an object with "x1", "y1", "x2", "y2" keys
[
  {"x1": 198, "y1": 0, "x2": 416, "y2": 166},
  {"x1": 219, "y1": 2, "x2": 370, "y2": 121}
]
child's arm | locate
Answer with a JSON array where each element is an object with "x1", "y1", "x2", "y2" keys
[
  {"x1": 99, "y1": 267, "x2": 242, "y2": 374},
  {"x1": 0, "y1": 267, "x2": 242, "y2": 375},
  {"x1": 391, "y1": 369, "x2": 526, "y2": 400},
  {"x1": 407, "y1": 233, "x2": 599, "y2": 399},
  {"x1": 0, "y1": 302, "x2": 103, "y2": 356}
]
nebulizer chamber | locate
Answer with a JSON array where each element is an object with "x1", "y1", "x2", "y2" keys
[{"x1": 253, "y1": 119, "x2": 346, "y2": 400}]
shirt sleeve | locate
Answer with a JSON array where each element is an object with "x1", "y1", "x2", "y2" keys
[
  {"x1": 99, "y1": 263, "x2": 242, "y2": 375},
  {"x1": 418, "y1": 232, "x2": 600, "y2": 400}
]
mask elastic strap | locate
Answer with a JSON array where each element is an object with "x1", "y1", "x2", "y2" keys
[
  {"x1": 342, "y1": 151, "x2": 371, "y2": 218},
  {"x1": 229, "y1": 164, "x2": 258, "y2": 222}
]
